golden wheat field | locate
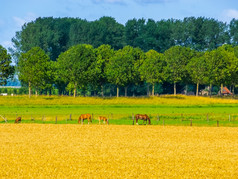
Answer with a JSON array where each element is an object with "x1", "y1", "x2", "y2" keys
[
  {"x1": 1, "y1": 95, "x2": 238, "y2": 106},
  {"x1": 0, "y1": 124, "x2": 237, "y2": 178}
]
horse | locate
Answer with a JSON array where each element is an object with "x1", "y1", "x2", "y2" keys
[
  {"x1": 15, "y1": 117, "x2": 21, "y2": 123},
  {"x1": 98, "y1": 116, "x2": 108, "y2": 124},
  {"x1": 78, "y1": 114, "x2": 92, "y2": 124},
  {"x1": 135, "y1": 114, "x2": 151, "y2": 125}
]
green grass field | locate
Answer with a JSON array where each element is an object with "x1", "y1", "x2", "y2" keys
[{"x1": 0, "y1": 95, "x2": 238, "y2": 126}]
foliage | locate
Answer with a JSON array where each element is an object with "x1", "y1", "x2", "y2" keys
[
  {"x1": 106, "y1": 46, "x2": 145, "y2": 96},
  {"x1": 140, "y1": 50, "x2": 166, "y2": 96},
  {"x1": 18, "y1": 47, "x2": 52, "y2": 97},
  {"x1": 0, "y1": 45, "x2": 14, "y2": 85},
  {"x1": 164, "y1": 46, "x2": 195, "y2": 95},
  {"x1": 56, "y1": 44, "x2": 96, "y2": 97}
]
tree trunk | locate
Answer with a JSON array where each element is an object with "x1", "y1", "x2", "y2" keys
[
  {"x1": 117, "y1": 86, "x2": 119, "y2": 97},
  {"x1": 73, "y1": 83, "x2": 77, "y2": 98},
  {"x1": 232, "y1": 85, "x2": 235, "y2": 95},
  {"x1": 29, "y1": 82, "x2": 31, "y2": 98},
  {"x1": 209, "y1": 83, "x2": 212, "y2": 98},
  {"x1": 101, "y1": 85, "x2": 104, "y2": 97},
  {"x1": 220, "y1": 83, "x2": 223, "y2": 96},
  {"x1": 185, "y1": 84, "x2": 188, "y2": 95},
  {"x1": 125, "y1": 86, "x2": 128, "y2": 97},
  {"x1": 174, "y1": 82, "x2": 176, "y2": 96},
  {"x1": 152, "y1": 84, "x2": 155, "y2": 97},
  {"x1": 147, "y1": 83, "x2": 150, "y2": 97},
  {"x1": 196, "y1": 82, "x2": 199, "y2": 96}
]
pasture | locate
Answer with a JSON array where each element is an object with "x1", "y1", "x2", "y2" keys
[
  {"x1": 1, "y1": 95, "x2": 238, "y2": 126},
  {"x1": 0, "y1": 124, "x2": 237, "y2": 178}
]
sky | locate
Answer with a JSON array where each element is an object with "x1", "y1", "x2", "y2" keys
[{"x1": 1, "y1": 0, "x2": 238, "y2": 49}]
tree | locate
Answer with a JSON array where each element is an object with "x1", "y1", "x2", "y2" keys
[
  {"x1": 12, "y1": 17, "x2": 75, "y2": 61},
  {"x1": 0, "y1": 45, "x2": 14, "y2": 85},
  {"x1": 205, "y1": 45, "x2": 235, "y2": 96},
  {"x1": 18, "y1": 47, "x2": 52, "y2": 98},
  {"x1": 229, "y1": 19, "x2": 238, "y2": 45},
  {"x1": 92, "y1": 44, "x2": 114, "y2": 96},
  {"x1": 164, "y1": 46, "x2": 195, "y2": 95},
  {"x1": 187, "y1": 53, "x2": 208, "y2": 96},
  {"x1": 106, "y1": 46, "x2": 145, "y2": 97},
  {"x1": 56, "y1": 44, "x2": 96, "y2": 97},
  {"x1": 140, "y1": 50, "x2": 166, "y2": 96}
]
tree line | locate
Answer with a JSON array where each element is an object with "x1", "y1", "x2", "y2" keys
[
  {"x1": 1, "y1": 16, "x2": 238, "y2": 97},
  {"x1": 2, "y1": 43, "x2": 238, "y2": 97},
  {"x1": 11, "y1": 16, "x2": 238, "y2": 61}
]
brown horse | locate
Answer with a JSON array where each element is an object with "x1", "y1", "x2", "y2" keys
[
  {"x1": 78, "y1": 114, "x2": 92, "y2": 124},
  {"x1": 135, "y1": 114, "x2": 151, "y2": 125},
  {"x1": 15, "y1": 117, "x2": 21, "y2": 123},
  {"x1": 98, "y1": 116, "x2": 108, "y2": 124}
]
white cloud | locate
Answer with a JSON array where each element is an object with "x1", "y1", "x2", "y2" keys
[
  {"x1": 13, "y1": 12, "x2": 37, "y2": 28},
  {"x1": 221, "y1": 9, "x2": 238, "y2": 22},
  {"x1": 1, "y1": 41, "x2": 13, "y2": 49},
  {"x1": 134, "y1": 0, "x2": 176, "y2": 4},
  {"x1": 93, "y1": 0, "x2": 123, "y2": 2},
  {"x1": 225, "y1": 9, "x2": 238, "y2": 18},
  {"x1": 13, "y1": 16, "x2": 26, "y2": 27}
]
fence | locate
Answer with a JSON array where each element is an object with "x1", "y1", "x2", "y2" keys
[{"x1": 1, "y1": 113, "x2": 238, "y2": 127}]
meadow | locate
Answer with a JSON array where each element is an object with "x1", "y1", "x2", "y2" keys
[
  {"x1": 0, "y1": 124, "x2": 237, "y2": 178},
  {"x1": 1, "y1": 95, "x2": 238, "y2": 126}
]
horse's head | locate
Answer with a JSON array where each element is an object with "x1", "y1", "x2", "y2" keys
[{"x1": 147, "y1": 116, "x2": 151, "y2": 125}]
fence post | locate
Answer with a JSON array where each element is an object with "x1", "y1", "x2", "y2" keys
[
  {"x1": 190, "y1": 120, "x2": 192, "y2": 126},
  {"x1": 163, "y1": 120, "x2": 165, "y2": 126},
  {"x1": 55, "y1": 116, "x2": 57, "y2": 124},
  {"x1": 207, "y1": 113, "x2": 209, "y2": 122},
  {"x1": 107, "y1": 114, "x2": 109, "y2": 125},
  {"x1": 132, "y1": 113, "x2": 134, "y2": 125},
  {"x1": 157, "y1": 114, "x2": 160, "y2": 125},
  {"x1": 217, "y1": 120, "x2": 219, "y2": 127},
  {"x1": 70, "y1": 114, "x2": 72, "y2": 121},
  {"x1": 229, "y1": 114, "x2": 231, "y2": 122},
  {"x1": 181, "y1": 113, "x2": 184, "y2": 121}
]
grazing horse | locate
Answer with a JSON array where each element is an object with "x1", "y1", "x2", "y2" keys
[
  {"x1": 78, "y1": 114, "x2": 92, "y2": 124},
  {"x1": 15, "y1": 117, "x2": 21, "y2": 123},
  {"x1": 135, "y1": 114, "x2": 151, "y2": 125},
  {"x1": 98, "y1": 116, "x2": 108, "y2": 124}
]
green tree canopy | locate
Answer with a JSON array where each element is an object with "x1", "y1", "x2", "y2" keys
[
  {"x1": 165, "y1": 46, "x2": 195, "y2": 95},
  {"x1": 106, "y1": 46, "x2": 145, "y2": 97},
  {"x1": 187, "y1": 52, "x2": 208, "y2": 96},
  {"x1": 56, "y1": 44, "x2": 96, "y2": 97},
  {"x1": 92, "y1": 44, "x2": 114, "y2": 96},
  {"x1": 18, "y1": 47, "x2": 52, "y2": 97},
  {"x1": 0, "y1": 45, "x2": 14, "y2": 85},
  {"x1": 140, "y1": 50, "x2": 166, "y2": 96}
]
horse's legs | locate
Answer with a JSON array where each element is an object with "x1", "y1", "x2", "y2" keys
[{"x1": 136, "y1": 119, "x2": 138, "y2": 125}]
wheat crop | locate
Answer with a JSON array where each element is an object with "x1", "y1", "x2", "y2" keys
[
  {"x1": 0, "y1": 124, "x2": 237, "y2": 178},
  {"x1": 1, "y1": 95, "x2": 238, "y2": 106}
]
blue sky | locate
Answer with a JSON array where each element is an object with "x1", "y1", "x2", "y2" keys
[{"x1": 1, "y1": 0, "x2": 238, "y2": 49}]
